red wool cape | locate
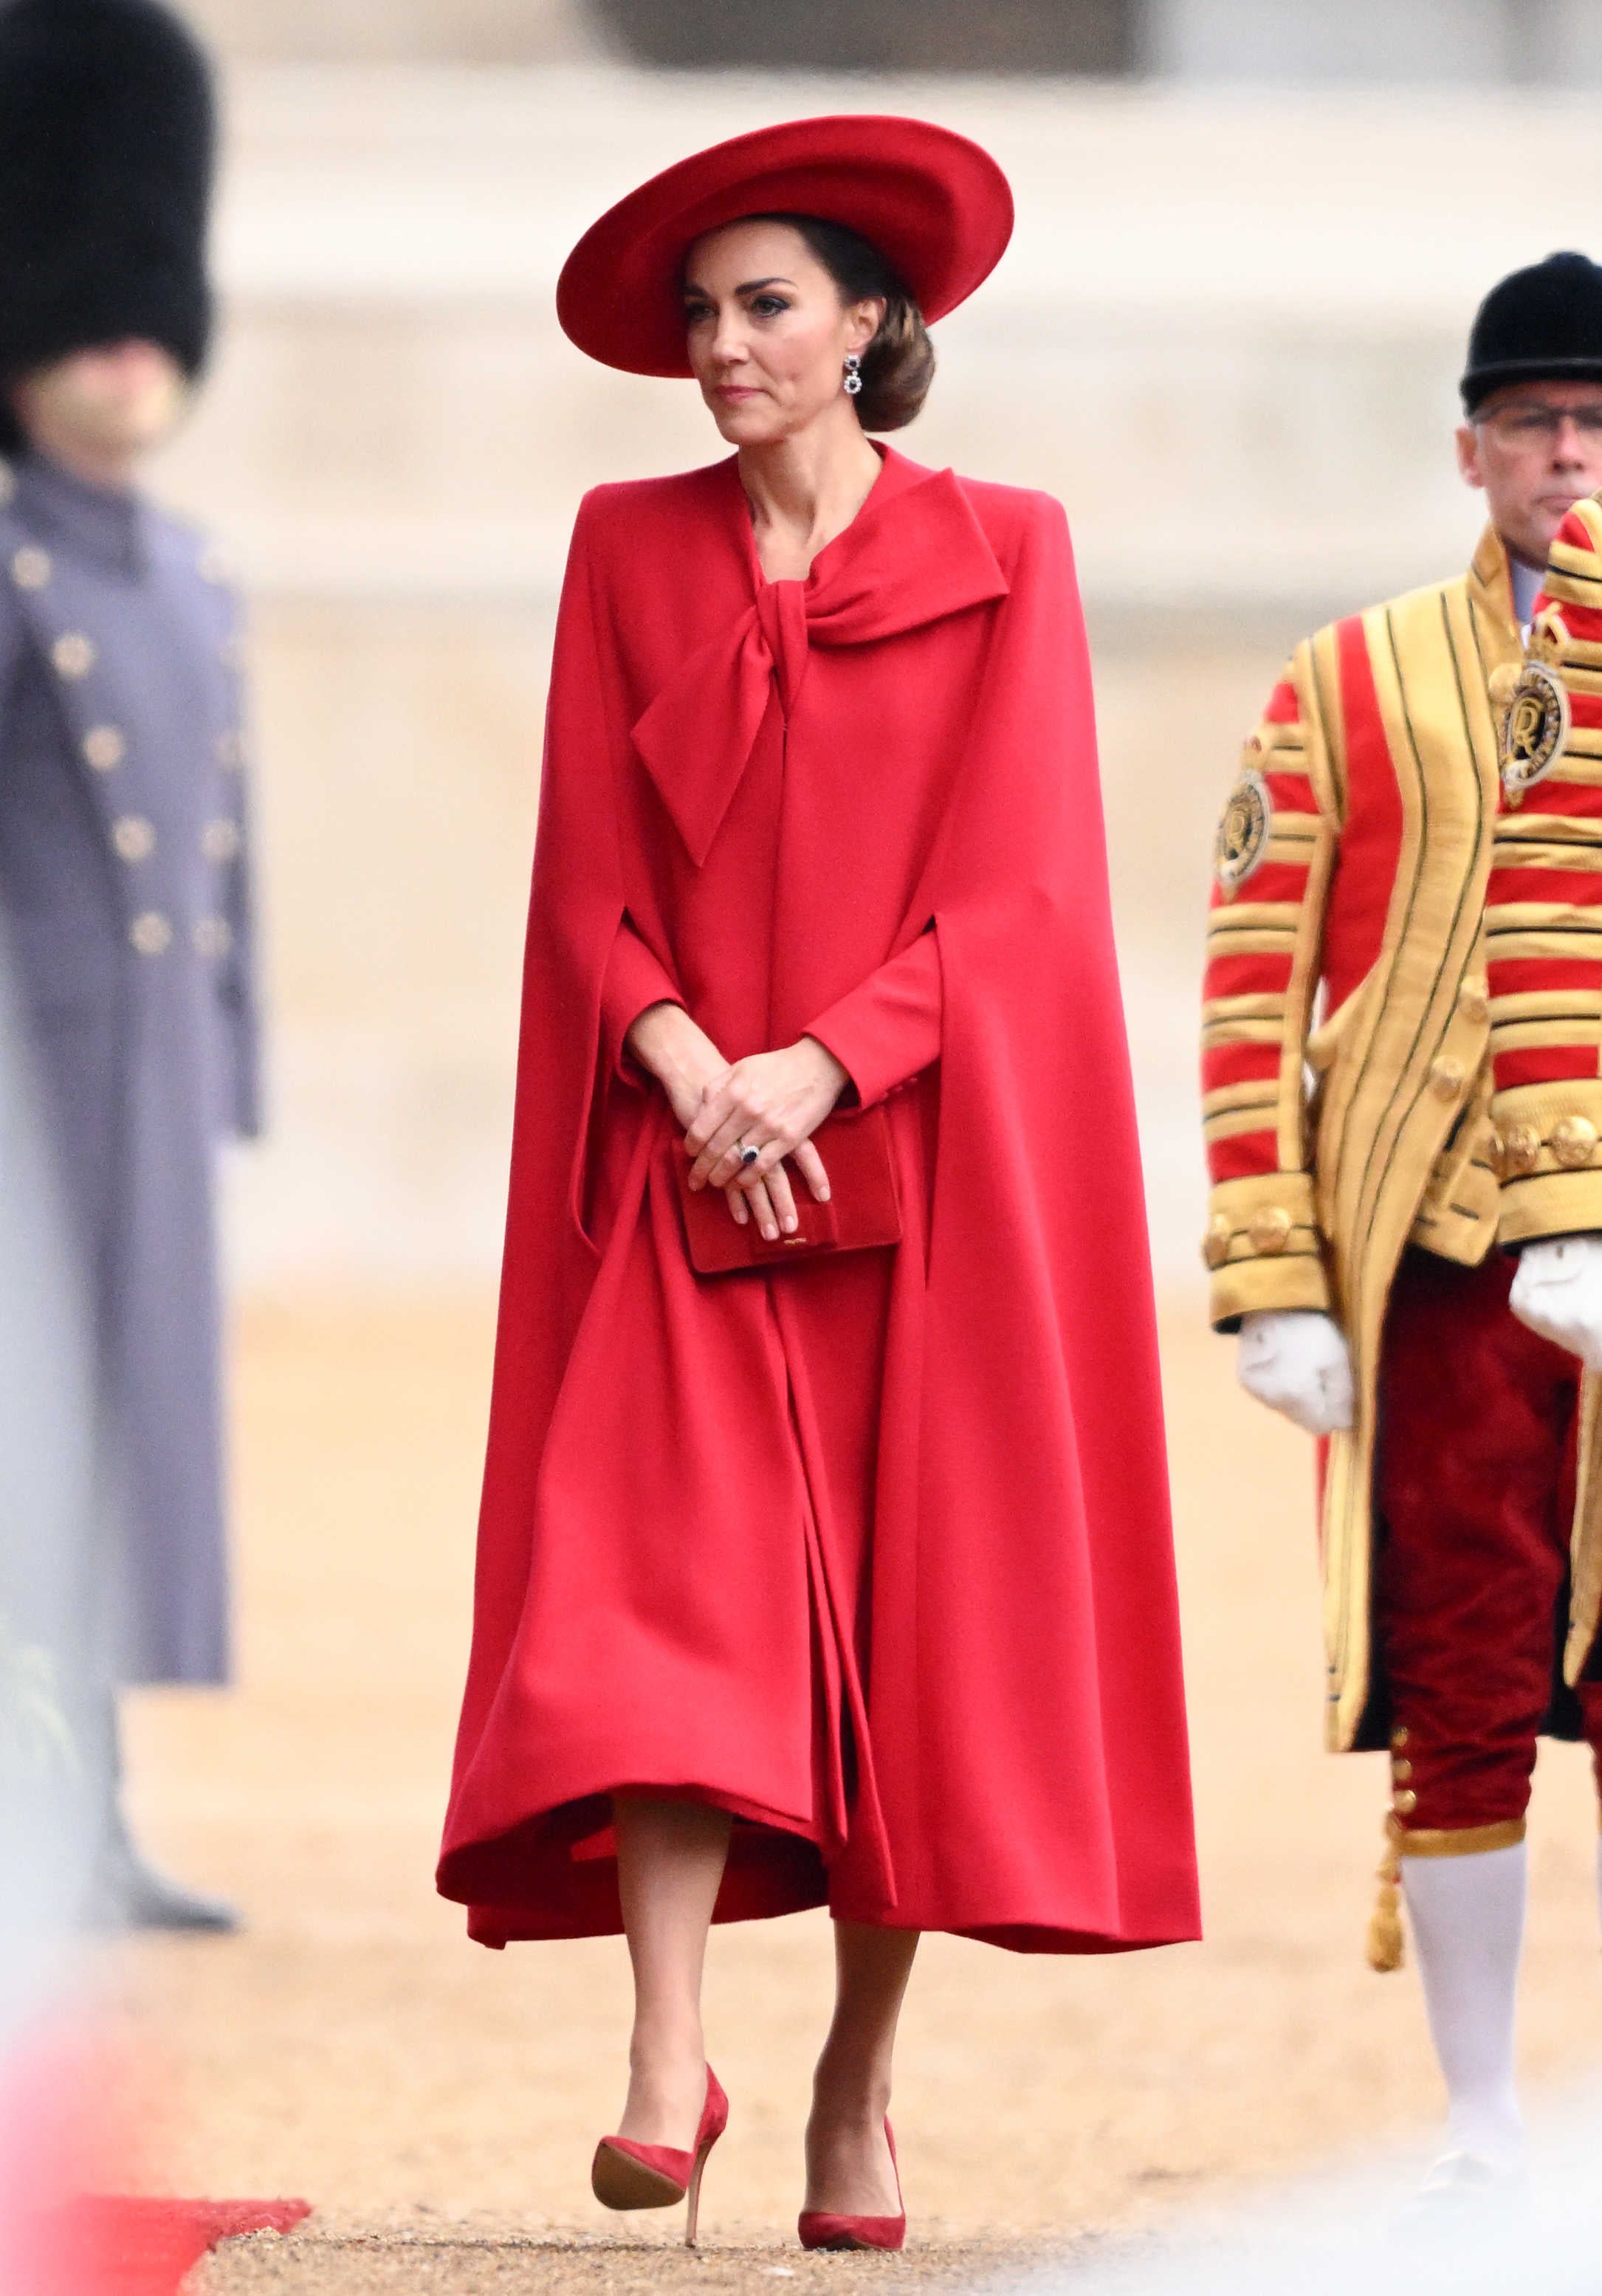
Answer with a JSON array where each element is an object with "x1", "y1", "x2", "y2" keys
[{"x1": 437, "y1": 444, "x2": 1199, "y2": 1953}]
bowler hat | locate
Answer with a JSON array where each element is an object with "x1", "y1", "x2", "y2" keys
[
  {"x1": 557, "y1": 114, "x2": 1014, "y2": 377},
  {"x1": 1461, "y1": 251, "x2": 1602, "y2": 411}
]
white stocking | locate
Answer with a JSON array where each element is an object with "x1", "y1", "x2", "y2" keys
[{"x1": 1402, "y1": 1842, "x2": 1526, "y2": 2168}]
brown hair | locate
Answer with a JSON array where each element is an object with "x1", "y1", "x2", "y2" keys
[{"x1": 752, "y1": 212, "x2": 935, "y2": 432}]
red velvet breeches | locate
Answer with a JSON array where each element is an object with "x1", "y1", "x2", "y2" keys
[{"x1": 1375, "y1": 1246, "x2": 1602, "y2": 1834}]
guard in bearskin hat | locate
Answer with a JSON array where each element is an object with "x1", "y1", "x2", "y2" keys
[
  {"x1": 1200, "y1": 254, "x2": 1602, "y2": 2206},
  {"x1": 0, "y1": 0, "x2": 258, "y2": 1929}
]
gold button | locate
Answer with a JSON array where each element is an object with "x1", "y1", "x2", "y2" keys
[
  {"x1": 1391, "y1": 1725, "x2": 1409, "y2": 1750},
  {"x1": 111, "y1": 815, "x2": 155, "y2": 862},
  {"x1": 214, "y1": 729, "x2": 242, "y2": 769},
  {"x1": 193, "y1": 915, "x2": 233, "y2": 958},
  {"x1": 129, "y1": 910, "x2": 171, "y2": 957},
  {"x1": 1457, "y1": 982, "x2": 1489, "y2": 1024},
  {"x1": 1429, "y1": 1056, "x2": 1465, "y2": 1100},
  {"x1": 1392, "y1": 1758, "x2": 1413, "y2": 1782},
  {"x1": 1550, "y1": 1114, "x2": 1598, "y2": 1169},
  {"x1": 201, "y1": 817, "x2": 241, "y2": 864},
  {"x1": 1499, "y1": 1122, "x2": 1540, "y2": 1178},
  {"x1": 10, "y1": 544, "x2": 50, "y2": 590},
  {"x1": 52, "y1": 632, "x2": 95, "y2": 680},
  {"x1": 83, "y1": 724, "x2": 126, "y2": 771},
  {"x1": 1247, "y1": 1206, "x2": 1293, "y2": 1255},
  {"x1": 1203, "y1": 1214, "x2": 1232, "y2": 1271},
  {"x1": 1393, "y1": 1788, "x2": 1417, "y2": 1816}
]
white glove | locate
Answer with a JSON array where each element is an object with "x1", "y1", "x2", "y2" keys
[
  {"x1": 1237, "y1": 1309, "x2": 1355, "y2": 1436},
  {"x1": 1509, "y1": 1234, "x2": 1602, "y2": 1370}
]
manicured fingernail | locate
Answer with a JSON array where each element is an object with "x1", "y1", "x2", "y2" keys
[
  {"x1": 817, "y1": 1187, "x2": 831, "y2": 1201},
  {"x1": 783, "y1": 1215, "x2": 797, "y2": 1233},
  {"x1": 763, "y1": 1225, "x2": 777, "y2": 1240}
]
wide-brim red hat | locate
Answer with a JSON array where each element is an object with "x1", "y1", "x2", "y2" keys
[{"x1": 557, "y1": 114, "x2": 1014, "y2": 377}]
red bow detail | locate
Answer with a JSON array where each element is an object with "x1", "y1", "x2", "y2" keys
[{"x1": 631, "y1": 466, "x2": 1009, "y2": 867}]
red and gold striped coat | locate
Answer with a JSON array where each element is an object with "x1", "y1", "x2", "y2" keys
[{"x1": 1202, "y1": 519, "x2": 1602, "y2": 1751}]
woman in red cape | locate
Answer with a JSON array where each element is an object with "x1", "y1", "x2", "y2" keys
[{"x1": 438, "y1": 114, "x2": 1198, "y2": 2245}]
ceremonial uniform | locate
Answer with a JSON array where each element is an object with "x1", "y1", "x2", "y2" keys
[
  {"x1": 1203, "y1": 521, "x2": 1602, "y2": 1841},
  {"x1": 0, "y1": 450, "x2": 258, "y2": 1687},
  {"x1": 0, "y1": 0, "x2": 260, "y2": 1928}
]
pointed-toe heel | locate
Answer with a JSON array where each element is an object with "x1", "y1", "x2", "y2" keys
[
  {"x1": 591, "y1": 2066, "x2": 728, "y2": 2248},
  {"x1": 797, "y1": 2117, "x2": 907, "y2": 2252}
]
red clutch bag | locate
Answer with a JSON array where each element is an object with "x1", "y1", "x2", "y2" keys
[{"x1": 673, "y1": 1105, "x2": 902, "y2": 1276}]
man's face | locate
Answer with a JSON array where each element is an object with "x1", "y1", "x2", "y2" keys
[
  {"x1": 10, "y1": 340, "x2": 188, "y2": 467},
  {"x1": 1457, "y1": 379, "x2": 1602, "y2": 568}
]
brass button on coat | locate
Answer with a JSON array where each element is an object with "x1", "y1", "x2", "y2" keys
[
  {"x1": 1392, "y1": 1757, "x2": 1413, "y2": 1782},
  {"x1": 112, "y1": 815, "x2": 155, "y2": 862},
  {"x1": 1392, "y1": 1788, "x2": 1417, "y2": 1816},
  {"x1": 1499, "y1": 1123, "x2": 1540, "y2": 1178},
  {"x1": 52, "y1": 631, "x2": 95, "y2": 680},
  {"x1": 10, "y1": 544, "x2": 50, "y2": 589},
  {"x1": 1429, "y1": 1056, "x2": 1465, "y2": 1100},
  {"x1": 1203, "y1": 1214, "x2": 1232, "y2": 1270},
  {"x1": 83, "y1": 724, "x2": 126, "y2": 771},
  {"x1": 1550, "y1": 1114, "x2": 1598, "y2": 1169},
  {"x1": 201, "y1": 817, "x2": 241, "y2": 863},
  {"x1": 129, "y1": 910, "x2": 172, "y2": 957},
  {"x1": 1457, "y1": 982, "x2": 1489, "y2": 1023},
  {"x1": 1247, "y1": 1206, "x2": 1292, "y2": 1254},
  {"x1": 1391, "y1": 1726, "x2": 1410, "y2": 1750}
]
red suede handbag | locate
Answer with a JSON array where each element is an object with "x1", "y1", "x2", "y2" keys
[{"x1": 673, "y1": 1105, "x2": 902, "y2": 1275}]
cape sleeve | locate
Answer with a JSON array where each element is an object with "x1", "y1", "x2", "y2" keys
[
  {"x1": 445, "y1": 496, "x2": 635, "y2": 1809},
  {"x1": 893, "y1": 484, "x2": 1198, "y2": 1945},
  {"x1": 599, "y1": 913, "x2": 684, "y2": 1087},
  {"x1": 804, "y1": 929, "x2": 941, "y2": 1108}
]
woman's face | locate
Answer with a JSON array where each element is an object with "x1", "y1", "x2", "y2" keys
[{"x1": 683, "y1": 220, "x2": 882, "y2": 447}]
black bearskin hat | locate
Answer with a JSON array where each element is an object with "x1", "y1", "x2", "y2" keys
[
  {"x1": 1462, "y1": 251, "x2": 1602, "y2": 412},
  {"x1": 0, "y1": 0, "x2": 216, "y2": 394}
]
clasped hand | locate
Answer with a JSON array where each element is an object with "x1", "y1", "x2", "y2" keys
[{"x1": 626, "y1": 1003, "x2": 848, "y2": 1242}]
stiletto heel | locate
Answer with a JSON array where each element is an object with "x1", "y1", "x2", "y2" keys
[
  {"x1": 797, "y1": 2116, "x2": 907, "y2": 2252},
  {"x1": 591, "y1": 2066, "x2": 728, "y2": 2249}
]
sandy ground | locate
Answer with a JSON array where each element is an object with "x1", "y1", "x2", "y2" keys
[{"x1": 81, "y1": 1297, "x2": 1602, "y2": 2289}]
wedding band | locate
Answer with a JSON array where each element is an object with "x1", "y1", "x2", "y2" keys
[{"x1": 740, "y1": 1144, "x2": 760, "y2": 1167}]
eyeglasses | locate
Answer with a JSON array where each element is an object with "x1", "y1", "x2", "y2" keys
[{"x1": 1476, "y1": 403, "x2": 1602, "y2": 444}]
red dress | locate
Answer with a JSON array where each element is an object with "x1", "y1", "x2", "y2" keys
[{"x1": 437, "y1": 445, "x2": 1200, "y2": 1953}]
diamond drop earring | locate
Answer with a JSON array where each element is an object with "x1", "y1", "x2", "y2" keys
[{"x1": 843, "y1": 352, "x2": 863, "y2": 398}]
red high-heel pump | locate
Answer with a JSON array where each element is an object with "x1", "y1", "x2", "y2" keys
[
  {"x1": 797, "y1": 2117, "x2": 906, "y2": 2252},
  {"x1": 591, "y1": 2066, "x2": 729, "y2": 2249}
]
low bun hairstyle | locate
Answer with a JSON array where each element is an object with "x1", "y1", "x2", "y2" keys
[{"x1": 755, "y1": 211, "x2": 935, "y2": 432}]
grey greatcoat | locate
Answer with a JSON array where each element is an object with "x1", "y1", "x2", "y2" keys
[{"x1": 0, "y1": 450, "x2": 259, "y2": 1687}]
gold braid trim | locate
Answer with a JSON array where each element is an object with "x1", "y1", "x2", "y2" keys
[
  {"x1": 1396, "y1": 1818, "x2": 1527, "y2": 1858},
  {"x1": 1366, "y1": 1815, "x2": 1405, "y2": 1973}
]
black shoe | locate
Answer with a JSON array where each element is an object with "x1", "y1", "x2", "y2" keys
[{"x1": 82, "y1": 1831, "x2": 239, "y2": 1934}]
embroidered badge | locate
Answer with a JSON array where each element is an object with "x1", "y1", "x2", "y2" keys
[
  {"x1": 1215, "y1": 763, "x2": 1272, "y2": 896},
  {"x1": 1500, "y1": 656, "x2": 1570, "y2": 807}
]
